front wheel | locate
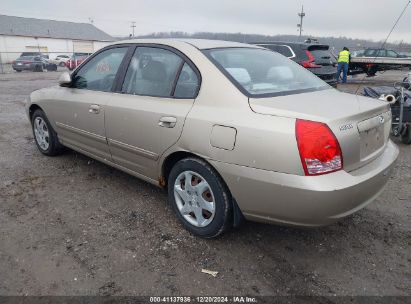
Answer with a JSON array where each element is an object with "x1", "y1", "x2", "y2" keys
[
  {"x1": 31, "y1": 109, "x2": 64, "y2": 156},
  {"x1": 168, "y1": 158, "x2": 233, "y2": 238}
]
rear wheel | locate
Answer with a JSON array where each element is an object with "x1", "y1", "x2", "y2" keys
[
  {"x1": 47, "y1": 64, "x2": 57, "y2": 71},
  {"x1": 31, "y1": 109, "x2": 64, "y2": 156},
  {"x1": 34, "y1": 65, "x2": 43, "y2": 72},
  {"x1": 168, "y1": 158, "x2": 233, "y2": 238},
  {"x1": 401, "y1": 126, "x2": 411, "y2": 144}
]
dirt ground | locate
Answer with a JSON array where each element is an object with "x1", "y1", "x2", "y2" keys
[{"x1": 0, "y1": 70, "x2": 410, "y2": 297}]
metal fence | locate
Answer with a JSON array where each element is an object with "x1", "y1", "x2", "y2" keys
[{"x1": 0, "y1": 51, "x2": 92, "y2": 74}]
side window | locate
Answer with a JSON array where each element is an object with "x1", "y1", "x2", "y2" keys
[
  {"x1": 377, "y1": 49, "x2": 386, "y2": 57},
  {"x1": 386, "y1": 50, "x2": 398, "y2": 57},
  {"x1": 174, "y1": 63, "x2": 199, "y2": 98},
  {"x1": 365, "y1": 49, "x2": 376, "y2": 57},
  {"x1": 260, "y1": 45, "x2": 293, "y2": 58},
  {"x1": 72, "y1": 47, "x2": 128, "y2": 92},
  {"x1": 276, "y1": 46, "x2": 293, "y2": 58},
  {"x1": 122, "y1": 47, "x2": 183, "y2": 97}
]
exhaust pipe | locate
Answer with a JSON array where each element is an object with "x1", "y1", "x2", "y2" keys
[{"x1": 378, "y1": 94, "x2": 396, "y2": 104}]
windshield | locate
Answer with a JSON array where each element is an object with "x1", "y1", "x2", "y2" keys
[{"x1": 204, "y1": 48, "x2": 330, "y2": 97}]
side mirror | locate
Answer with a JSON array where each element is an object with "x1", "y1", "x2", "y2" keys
[{"x1": 59, "y1": 72, "x2": 72, "y2": 87}]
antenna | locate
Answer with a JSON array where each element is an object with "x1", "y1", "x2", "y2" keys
[
  {"x1": 131, "y1": 21, "x2": 136, "y2": 38},
  {"x1": 297, "y1": 5, "x2": 305, "y2": 38}
]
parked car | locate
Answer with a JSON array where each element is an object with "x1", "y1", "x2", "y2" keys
[
  {"x1": 351, "y1": 48, "x2": 411, "y2": 76},
  {"x1": 358, "y1": 48, "x2": 408, "y2": 58},
  {"x1": 20, "y1": 52, "x2": 49, "y2": 59},
  {"x1": 26, "y1": 39, "x2": 398, "y2": 238},
  {"x1": 12, "y1": 55, "x2": 57, "y2": 72},
  {"x1": 49, "y1": 54, "x2": 70, "y2": 67},
  {"x1": 66, "y1": 53, "x2": 90, "y2": 70},
  {"x1": 253, "y1": 41, "x2": 337, "y2": 86}
]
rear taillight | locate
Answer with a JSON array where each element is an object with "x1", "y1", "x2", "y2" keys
[
  {"x1": 296, "y1": 119, "x2": 343, "y2": 176},
  {"x1": 301, "y1": 51, "x2": 322, "y2": 68},
  {"x1": 22, "y1": 61, "x2": 33, "y2": 64}
]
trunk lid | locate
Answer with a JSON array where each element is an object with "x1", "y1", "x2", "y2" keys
[{"x1": 249, "y1": 89, "x2": 392, "y2": 172}]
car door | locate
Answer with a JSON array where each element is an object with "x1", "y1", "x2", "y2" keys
[
  {"x1": 50, "y1": 46, "x2": 129, "y2": 160},
  {"x1": 105, "y1": 46, "x2": 200, "y2": 180}
]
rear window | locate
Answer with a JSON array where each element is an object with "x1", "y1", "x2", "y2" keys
[
  {"x1": 204, "y1": 48, "x2": 329, "y2": 98},
  {"x1": 21, "y1": 52, "x2": 39, "y2": 57},
  {"x1": 310, "y1": 49, "x2": 331, "y2": 59},
  {"x1": 19, "y1": 56, "x2": 34, "y2": 60}
]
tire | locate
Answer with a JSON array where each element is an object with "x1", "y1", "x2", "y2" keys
[
  {"x1": 31, "y1": 109, "x2": 64, "y2": 156},
  {"x1": 401, "y1": 126, "x2": 411, "y2": 144},
  {"x1": 15, "y1": 70, "x2": 22, "y2": 72},
  {"x1": 59, "y1": 62, "x2": 66, "y2": 67},
  {"x1": 47, "y1": 64, "x2": 57, "y2": 71},
  {"x1": 34, "y1": 65, "x2": 43, "y2": 72},
  {"x1": 168, "y1": 158, "x2": 233, "y2": 238}
]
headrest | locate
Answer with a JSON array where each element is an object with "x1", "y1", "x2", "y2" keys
[{"x1": 142, "y1": 60, "x2": 167, "y2": 82}]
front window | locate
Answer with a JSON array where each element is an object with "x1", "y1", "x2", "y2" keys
[
  {"x1": 204, "y1": 48, "x2": 329, "y2": 97},
  {"x1": 72, "y1": 47, "x2": 128, "y2": 92}
]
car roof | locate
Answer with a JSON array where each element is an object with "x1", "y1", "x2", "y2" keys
[{"x1": 112, "y1": 38, "x2": 260, "y2": 50}]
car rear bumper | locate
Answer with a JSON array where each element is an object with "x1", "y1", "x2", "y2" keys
[
  {"x1": 12, "y1": 64, "x2": 33, "y2": 71},
  {"x1": 210, "y1": 140, "x2": 399, "y2": 227}
]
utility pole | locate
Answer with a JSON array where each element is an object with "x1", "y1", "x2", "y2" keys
[
  {"x1": 131, "y1": 22, "x2": 136, "y2": 38},
  {"x1": 297, "y1": 5, "x2": 305, "y2": 38}
]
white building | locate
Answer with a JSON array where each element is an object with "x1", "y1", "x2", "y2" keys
[{"x1": 0, "y1": 15, "x2": 115, "y2": 63}]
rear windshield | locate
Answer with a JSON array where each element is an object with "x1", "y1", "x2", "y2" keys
[
  {"x1": 310, "y1": 49, "x2": 334, "y2": 60},
  {"x1": 204, "y1": 48, "x2": 329, "y2": 98},
  {"x1": 21, "y1": 52, "x2": 39, "y2": 56},
  {"x1": 18, "y1": 56, "x2": 34, "y2": 60}
]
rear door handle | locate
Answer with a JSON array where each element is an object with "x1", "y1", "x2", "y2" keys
[
  {"x1": 89, "y1": 104, "x2": 100, "y2": 114},
  {"x1": 158, "y1": 116, "x2": 177, "y2": 128}
]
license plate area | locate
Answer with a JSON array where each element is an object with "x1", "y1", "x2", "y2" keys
[{"x1": 359, "y1": 125, "x2": 385, "y2": 159}]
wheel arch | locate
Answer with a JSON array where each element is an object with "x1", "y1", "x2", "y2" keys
[
  {"x1": 28, "y1": 104, "x2": 44, "y2": 121},
  {"x1": 160, "y1": 150, "x2": 245, "y2": 227}
]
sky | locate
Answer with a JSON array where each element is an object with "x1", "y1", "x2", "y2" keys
[{"x1": 1, "y1": 0, "x2": 411, "y2": 43}]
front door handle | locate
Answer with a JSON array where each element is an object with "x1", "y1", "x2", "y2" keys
[
  {"x1": 158, "y1": 116, "x2": 177, "y2": 128},
  {"x1": 89, "y1": 104, "x2": 100, "y2": 114}
]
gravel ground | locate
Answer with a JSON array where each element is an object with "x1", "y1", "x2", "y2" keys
[{"x1": 0, "y1": 70, "x2": 410, "y2": 297}]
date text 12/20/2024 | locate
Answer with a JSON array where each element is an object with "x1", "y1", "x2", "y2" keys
[{"x1": 149, "y1": 296, "x2": 257, "y2": 303}]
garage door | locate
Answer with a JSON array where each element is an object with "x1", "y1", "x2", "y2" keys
[{"x1": 73, "y1": 40, "x2": 94, "y2": 53}]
